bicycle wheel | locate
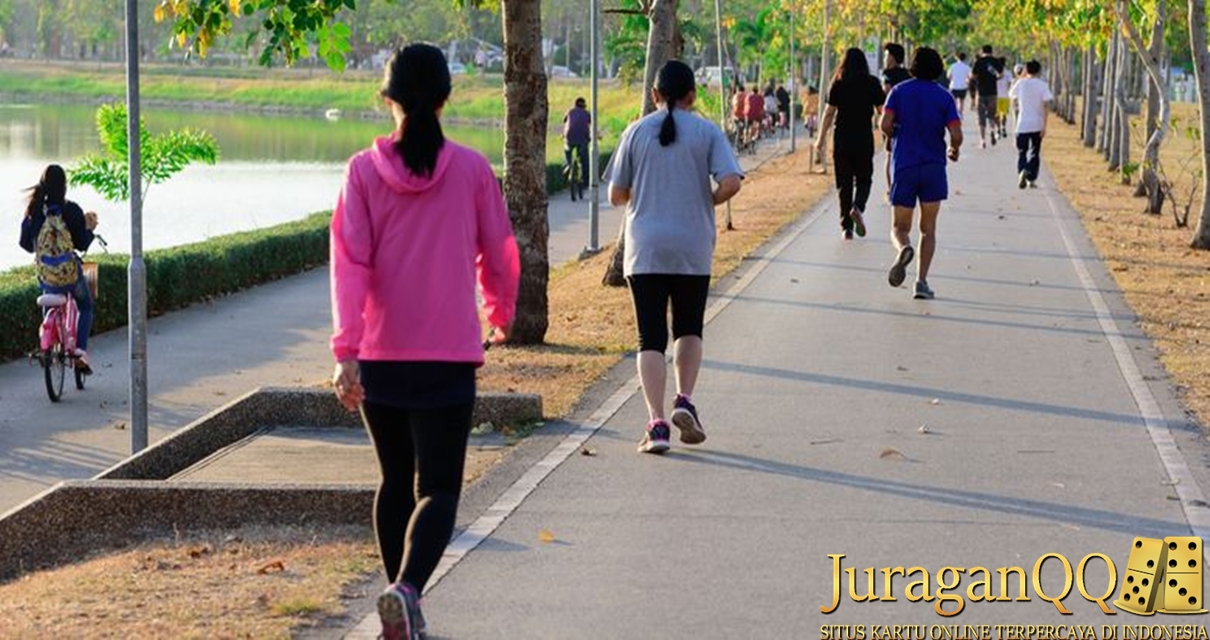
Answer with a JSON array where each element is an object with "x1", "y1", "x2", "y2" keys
[{"x1": 43, "y1": 345, "x2": 65, "y2": 402}]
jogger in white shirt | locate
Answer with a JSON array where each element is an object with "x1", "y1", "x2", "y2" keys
[{"x1": 1008, "y1": 60, "x2": 1053, "y2": 189}]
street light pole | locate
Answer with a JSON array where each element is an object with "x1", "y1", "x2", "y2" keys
[
  {"x1": 714, "y1": 0, "x2": 727, "y2": 128},
  {"x1": 714, "y1": 0, "x2": 734, "y2": 231},
  {"x1": 124, "y1": 0, "x2": 148, "y2": 453},
  {"x1": 587, "y1": 0, "x2": 600, "y2": 253}
]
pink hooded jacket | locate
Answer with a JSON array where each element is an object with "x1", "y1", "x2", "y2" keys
[{"x1": 330, "y1": 136, "x2": 520, "y2": 365}]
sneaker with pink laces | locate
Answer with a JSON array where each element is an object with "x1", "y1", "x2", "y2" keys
[
  {"x1": 671, "y1": 394, "x2": 707, "y2": 445},
  {"x1": 378, "y1": 582, "x2": 425, "y2": 639},
  {"x1": 637, "y1": 419, "x2": 671, "y2": 454}
]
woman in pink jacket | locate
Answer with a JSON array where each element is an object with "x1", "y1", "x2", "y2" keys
[{"x1": 329, "y1": 44, "x2": 519, "y2": 640}]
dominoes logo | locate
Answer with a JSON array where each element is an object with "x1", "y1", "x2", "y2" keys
[{"x1": 1115, "y1": 536, "x2": 1208, "y2": 616}]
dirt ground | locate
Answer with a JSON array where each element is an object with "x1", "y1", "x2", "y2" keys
[
  {"x1": 1045, "y1": 103, "x2": 1210, "y2": 426},
  {"x1": 0, "y1": 145, "x2": 834, "y2": 637}
]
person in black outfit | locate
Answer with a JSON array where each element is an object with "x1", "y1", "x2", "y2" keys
[
  {"x1": 815, "y1": 47, "x2": 886, "y2": 240},
  {"x1": 880, "y1": 43, "x2": 911, "y2": 200},
  {"x1": 972, "y1": 44, "x2": 1005, "y2": 147},
  {"x1": 881, "y1": 43, "x2": 911, "y2": 93},
  {"x1": 775, "y1": 83, "x2": 791, "y2": 130}
]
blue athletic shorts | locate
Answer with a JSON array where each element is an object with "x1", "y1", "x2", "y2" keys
[{"x1": 890, "y1": 163, "x2": 948, "y2": 208}]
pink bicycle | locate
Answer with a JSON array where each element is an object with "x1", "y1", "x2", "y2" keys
[{"x1": 33, "y1": 235, "x2": 104, "y2": 402}]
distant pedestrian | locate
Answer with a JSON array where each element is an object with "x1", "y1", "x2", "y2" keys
[
  {"x1": 881, "y1": 43, "x2": 911, "y2": 94},
  {"x1": 815, "y1": 47, "x2": 886, "y2": 240},
  {"x1": 995, "y1": 59, "x2": 1013, "y2": 138},
  {"x1": 731, "y1": 84, "x2": 748, "y2": 141},
  {"x1": 881, "y1": 42, "x2": 911, "y2": 200},
  {"x1": 880, "y1": 46, "x2": 963, "y2": 300},
  {"x1": 972, "y1": 45, "x2": 1005, "y2": 147},
  {"x1": 608, "y1": 59, "x2": 743, "y2": 454},
  {"x1": 330, "y1": 44, "x2": 520, "y2": 640},
  {"x1": 562, "y1": 96, "x2": 591, "y2": 194},
  {"x1": 18, "y1": 164, "x2": 99, "y2": 374},
  {"x1": 745, "y1": 84, "x2": 765, "y2": 144},
  {"x1": 1009, "y1": 59, "x2": 1052, "y2": 189},
  {"x1": 763, "y1": 88, "x2": 778, "y2": 134},
  {"x1": 948, "y1": 52, "x2": 972, "y2": 112},
  {"x1": 776, "y1": 83, "x2": 791, "y2": 129}
]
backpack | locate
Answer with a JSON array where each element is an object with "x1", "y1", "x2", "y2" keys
[{"x1": 35, "y1": 204, "x2": 78, "y2": 290}]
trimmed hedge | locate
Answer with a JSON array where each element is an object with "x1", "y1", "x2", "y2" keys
[
  {"x1": 0, "y1": 212, "x2": 332, "y2": 363},
  {"x1": 1, "y1": 154, "x2": 614, "y2": 362}
]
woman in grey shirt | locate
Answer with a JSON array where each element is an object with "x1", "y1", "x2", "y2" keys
[{"x1": 608, "y1": 60, "x2": 744, "y2": 454}]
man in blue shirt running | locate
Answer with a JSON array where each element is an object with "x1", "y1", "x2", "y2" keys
[{"x1": 879, "y1": 47, "x2": 963, "y2": 300}]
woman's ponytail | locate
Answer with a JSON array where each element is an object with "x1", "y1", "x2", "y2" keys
[
  {"x1": 381, "y1": 45, "x2": 453, "y2": 177},
  {"x1": 654, "y1": 60, "x2": 696, "y2": 147}
]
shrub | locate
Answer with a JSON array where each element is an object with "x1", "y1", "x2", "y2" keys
[{"x1": 0, "y1": 212, "x2": 331, "y2": 362}]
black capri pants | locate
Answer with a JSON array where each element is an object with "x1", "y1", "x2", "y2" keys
[{"x1": 627, "y1": 273, "x2": 711, "y2": 353}]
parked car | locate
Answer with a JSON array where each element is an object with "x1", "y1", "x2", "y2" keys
[
  {"x1": 551, "y1": 65, "x2": 578, "y2": 78},
  {"x1": 448, "y1": 62, "x2": 467, "y2": 75}
]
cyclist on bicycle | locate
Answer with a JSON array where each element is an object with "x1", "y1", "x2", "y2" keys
[
  {"x1": 561, "y1": 97, "x2": 591, "y2": 194},
  {"x1": 18, "y1": 164, "x2": 99, "y2": 373}
]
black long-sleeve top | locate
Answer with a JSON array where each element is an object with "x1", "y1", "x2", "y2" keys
[{"x1": 19, "y1": 201, "x2": 94, "y2": 255}]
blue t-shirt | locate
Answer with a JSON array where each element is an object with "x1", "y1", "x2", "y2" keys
[{"x1": 885, "y1": 79, "x2": 960, "y2": 172}]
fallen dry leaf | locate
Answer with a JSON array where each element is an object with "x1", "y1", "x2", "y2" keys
[
  {"x1": 538, "y1": 530, "x2": 556, "y2": 544},
  {"x1": 917, "y1": 425, "x2": 931, "y2": 435},
  {"x1": 187, "y1": 545, "x2": 211, "y2": 559},
  {"x1": 256, "y1": 560, "x2": 286, "y2": 574},
  {"x1": 580, "y1": 448, "x2": 597, "y2": 457},
  {"x1": 928, "y1": 398, "x2": 941, "y2": 406},
  {"x1": 879, "y1": 447, "x2": 907, "y2": 461}
]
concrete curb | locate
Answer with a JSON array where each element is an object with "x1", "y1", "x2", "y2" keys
[
  {"x1": 98, "y1": 386, "x2": 541, "y2": 481},
  {"x1": 0, "y1": 386, "x2": 541, "y2": 582}
]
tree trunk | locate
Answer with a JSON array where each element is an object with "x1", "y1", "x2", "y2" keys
[
  {"x1": 640, "y1": 0, "x2": 678, "y2": 116},
  {"x1": 1109, "y1": 34, "x2": 1128, "y2": 173},
  {"x1": 1083, "y1": 45, "x2": 1099, "y2": 147},
  {"x1": 1113, "y1": 0, "x2": 1169, "y2": 213},
  {"x1": 605, "y1": 0, "x2": 679, "y2": 287},
  {"x1": 1068, "y1": 48, "x2": 1079, "y2": 122},
  {"x1": 1188, "y1": 0, "x2": 1210, "y2": 248},
  {"x1": 502, "y1": 0, "x2": 550, "y2": 342},
  {"x1": 1098, "y1": 33, "x2": 1116, "y2": 155}
]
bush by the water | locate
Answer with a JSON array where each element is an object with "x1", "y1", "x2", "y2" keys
[
  {"x1": 0, "y1": 212, "x2": 331, "y2": 362},
  {"x1": 1, "y1": 154, "x2": 614, "y2": 361}
]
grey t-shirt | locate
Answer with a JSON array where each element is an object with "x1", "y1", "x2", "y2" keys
[{"x1": 610, "y1": 108, "x2": 743, "y2": 276}]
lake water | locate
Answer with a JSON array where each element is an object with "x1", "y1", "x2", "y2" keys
[{"x1": 0, "y1": 103, "x2": 552, "y2": 271}]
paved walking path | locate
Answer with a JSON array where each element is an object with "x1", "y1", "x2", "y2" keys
[
  {"x1": 345, "y1": 122, "x2": 1210, "y2": 635},
  {"x1": 0, "y1": 136, "x2": 786, "y2": 515}
]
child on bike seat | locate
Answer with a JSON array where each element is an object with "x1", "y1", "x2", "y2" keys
[{"x1": 18, "y1": 164, "x2": 99, "y2": 374}]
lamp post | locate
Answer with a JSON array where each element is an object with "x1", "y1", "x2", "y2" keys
[
  {"x1": 587, "y1": 0, "x2": 600, "y2": 254},
  {"x1": 124, "y1": 0, "x2": 147, "y2": 453}
]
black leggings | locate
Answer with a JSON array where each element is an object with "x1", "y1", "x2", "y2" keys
[
  {"x1": 833, "y1": 137, "x2": 874, "y2": 227},
  {"x1": 627, "y1": 274, "x2": 711, "y2": 353},
  {"x1": 360, "y1": 401, "x2": 473, "y2": 591}
]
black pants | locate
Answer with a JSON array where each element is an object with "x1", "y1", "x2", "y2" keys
[
  {"x1": 627, "y1": 274, "x2": 711, "y2": 353},
  {"x1": 833, "y1": 136, "x2": 874, "y2": 228},
  {"x1": 1016, "y1": 132, "x2": 1043, "y2": 181},
  {"x1": 360, "y1": 401, "x2": 473, "y2": 591},
  {"x1": 564, "y1": 141, "x2": 589, "y2": 188},
  {"x1": 978, "y1": 95, "x2": 998, "y2": 130}
]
